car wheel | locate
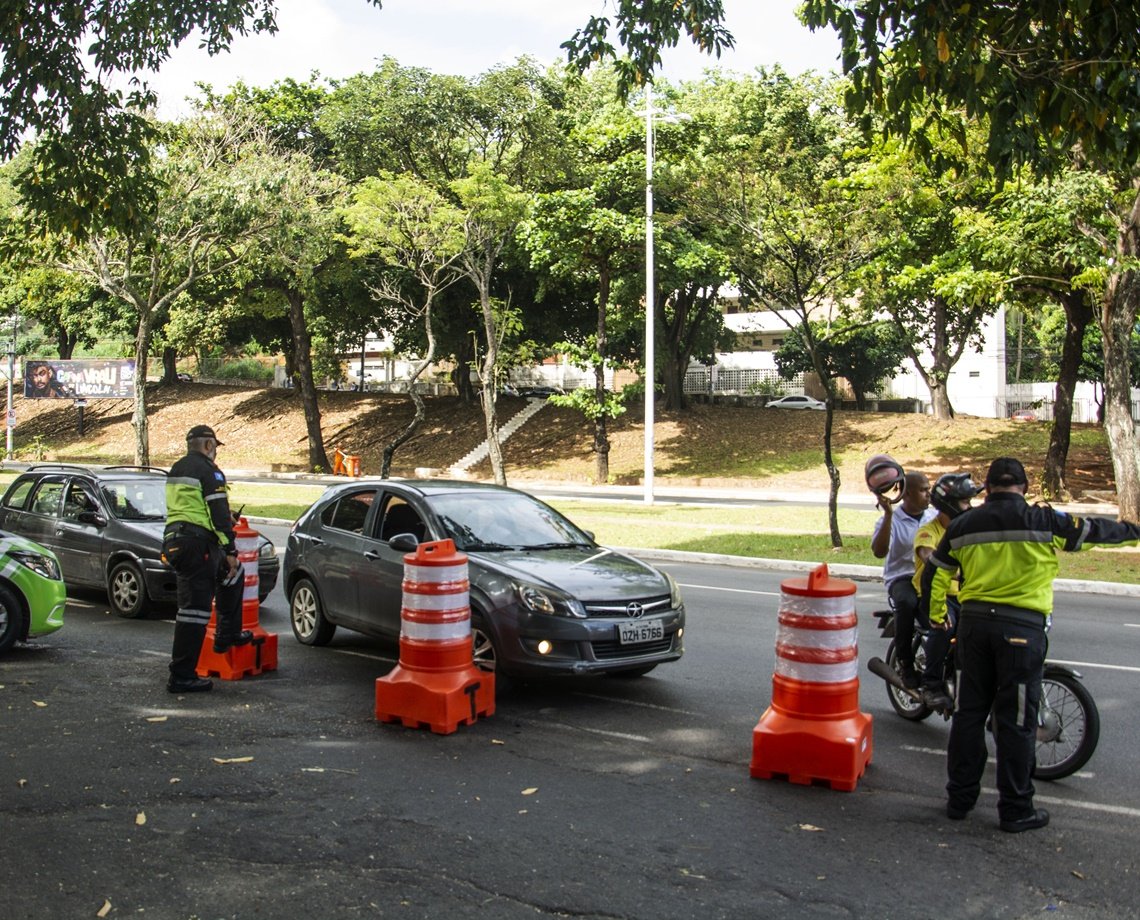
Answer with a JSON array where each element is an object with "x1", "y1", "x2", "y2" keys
[
  {"x1": 290, "y1": 578, "x2": 336, "y2": 646},
  {"x1": 0, "y1": 584, "x2": 27, "y2": 653},
  {"x1": 470, "y1": 614, "x2": 497, "y2": 672},
  {"x1": 108, "y1": 561, "x2": 148, "y2": 619}
]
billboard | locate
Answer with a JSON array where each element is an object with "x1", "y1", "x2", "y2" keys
[{"x1": 23, "y1": 359, "x2": 136, "y2": 399}]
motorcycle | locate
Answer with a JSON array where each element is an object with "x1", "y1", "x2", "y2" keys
[{"x1": 867, "y1": 607, "x2": 1100, "y2": 780}]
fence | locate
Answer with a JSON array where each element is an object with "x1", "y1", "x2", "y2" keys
[{"x1": 683, "y1": 366, "x2": 804, "y2": 396}]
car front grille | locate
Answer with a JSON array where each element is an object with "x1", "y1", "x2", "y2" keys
[
  {"x1": 591, "y1": 634, "x2": 676, "y2": 660},
  {"x1": 583, "y1": 595, "x2": 672, "y2": 618}
]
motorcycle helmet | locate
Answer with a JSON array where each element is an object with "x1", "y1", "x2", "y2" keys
[
  {"x1": 931, "y1": 472, "x2": 981, "y2": 519},
  {"x1": 864, "y1": 453, "x2": 905, "y2": 502}
]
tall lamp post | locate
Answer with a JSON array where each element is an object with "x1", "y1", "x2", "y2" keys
[{"x1": 643, "y1": 86, "x2": 689, "y2": 504}]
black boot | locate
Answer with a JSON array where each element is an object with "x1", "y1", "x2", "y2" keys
[
  {"x1": 169, "y1": 621, "x2": 209, "y2": 692},
  {"x1": 214, "y1": 629, "x2": 255, "y2": 653}
]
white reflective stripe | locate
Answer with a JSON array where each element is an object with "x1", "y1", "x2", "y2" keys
[
  {"x1": 776, "y1": 626, "x2": 858, "y2": 650},
  {"x1": 404, "y1": 563, "x2": 468, "y2": 585},
  {"x1": 780, "y1": 593, "x2": 856, "y2": 618},
  {"x1": 400, "y1": 620, "x2": 472, "y2": 641},
  {"x1": 775, "y1": 659, "x2": 860, "y2": 683},
  {"x1": 401, "y1": 591, "x2": 470, "y2": 612},
  {"x1": 243, "y1": 585, "x2": 258, "y2": 601},
  {"x1": 236, "y1": 536, "x2": 258, "y2": 550},
  {"x1": 176, "y1": 608, "x2": 212, "y2": 625}
]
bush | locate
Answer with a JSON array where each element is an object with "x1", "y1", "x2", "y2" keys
[{"x1": 207, "y1": 358, "x2": 274, "y2": 383}]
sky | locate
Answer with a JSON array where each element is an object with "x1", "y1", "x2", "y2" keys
[{"x1": 146, "y1": 0, "x2": 845, "y2": 118}]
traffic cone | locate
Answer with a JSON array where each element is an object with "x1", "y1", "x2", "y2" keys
[
  {"x1": 750, "y1": 563, "x2": 872, "y2": 791},
  {"x1": 375, "y1": 539, "x2": 494, "y2": 734},
  {"x1": 197, "y1": 518, "x2": 278, "y2": 680}
]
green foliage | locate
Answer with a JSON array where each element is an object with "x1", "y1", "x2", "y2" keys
[
  {"x1": 204, "y1": 357, "x2": 273, "y2": 382},
  {"x1": 549, "y1": 386, "x2": 627, "y2": 422}
]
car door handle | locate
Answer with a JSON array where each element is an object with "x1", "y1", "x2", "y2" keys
[{"x1": 363, "y1": 550, "x2": 382, "y2": 560}]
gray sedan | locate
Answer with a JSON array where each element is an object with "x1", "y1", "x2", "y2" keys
[{"x1": 283, "y1": 480, "x2": 685, "y2": 677}]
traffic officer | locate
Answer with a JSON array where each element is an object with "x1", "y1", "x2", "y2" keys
[
  {"x1": 927, "y1": 457, "x2": 1140, "y2": 832},
  {"x1": 163, "y1": 424, "x2": 251, "y2": 693}
]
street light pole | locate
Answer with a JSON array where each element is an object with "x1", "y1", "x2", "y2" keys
[{"x1": 644, "y1": 85, "x2": 656, "y2": 504}]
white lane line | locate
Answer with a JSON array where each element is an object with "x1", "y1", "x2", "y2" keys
[
  {"x1": 678, "y1": 582, "x2": 780, "y2": 596},
  {"x1": 1049, "y1": 658, "x2": 1140, "y2": 674},
  {"x1": 332, "y1": 648, "x2": 398, "y2": 663},
  {"x1": 572, "y1": 691, "x2": 704, "y2": 717},
  {"x1": 514, "y1": 716, "x2": 650, "y2": 743},
  {"x1": 902, "y1": 744, "x2": 1095, "y2": 781},
  {"x1": 1125, "y1": 624, "x2": 1140, "y2": 628}
]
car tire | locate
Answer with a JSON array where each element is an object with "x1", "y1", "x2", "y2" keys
[
  {"x1": 0, "y1": 584, "x2": 27, "y2": 653},
  {"x1": 470, "y1": 613, "x2": 497, "y2": 672},
  {"x1": 290, "y1": 578, "x2": 336, "y2": 646},
  {"x1": 108, "y1": 560, "x2": 148, "y2": 619}
]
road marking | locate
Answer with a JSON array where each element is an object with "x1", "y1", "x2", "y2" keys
[
  {"x1": 514, "y1": 716, "x2": 650, "y2": 743},
  {"x1": 903, "y1": 743, "x2": 1097, "y2": 782},
  {"x1": 332, "y1": 648, "x2": 398, "y2": 663},
  {"x1": 572, "y1": 691, "x2": 703, "y2": 717},
  {"x1": 678, "y1": 582, "x2": 780, "y2": 597},
  {"x1": 1049, "y1": 658, "x2": 1140, "y2": 674}
]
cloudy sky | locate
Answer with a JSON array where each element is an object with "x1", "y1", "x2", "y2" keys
[{"x1": 146, "y1": 0, "x2": 844, "y2": 117}]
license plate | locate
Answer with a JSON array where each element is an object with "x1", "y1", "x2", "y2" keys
[{"x1": 618, "y1": 620, "x2": 664, "y2": 645}]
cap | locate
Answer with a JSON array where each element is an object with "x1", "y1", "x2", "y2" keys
[
  {"x1": 186, "y1": 424, "x2": 224, "y2": 445},
  {"x1": 985, "y1": 457, "x2": 1027, "y2": 488}
]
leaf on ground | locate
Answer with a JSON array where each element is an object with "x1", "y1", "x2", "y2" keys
[
  {"x1": 491, "y1": 739, "x2": 505, "y2": 745},
  {"x1": 96, "y1": 899, "x2": 112, "y2": 917},
  {"x1": 146, "y1": 716, "x2": 168, "y2": 723},
  {"x1": 212, "y1": 756, "x2": 254, "y2": 765},
  {"x1": 521, "y1": 787, "x2": 538, "y2": 796},
  {"x1": 135, "y1": 811, "x2": 146, "y2": 826},
  {"x1": 33, "y1": 700, "x2": 47, "y2": 708},
  {"x1": 18, "y1": 778, "x2": 28, "y2": 787},
  {"x1": 1072, "y1": 870, "x2": 1086, "y2": 880},
  {"x1": 798, "y1": 823, "x2": 824, "y2": 832}
]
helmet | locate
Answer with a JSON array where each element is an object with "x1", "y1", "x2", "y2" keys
[
  {"x1": 864, "y1": 454, "x2": 905, "y2": 501},
  {"x1": 931, "y1": 472, "x2": 981, "y2": 519}
]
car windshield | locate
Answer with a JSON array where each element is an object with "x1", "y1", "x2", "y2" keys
[
  {"x1": 431, "y1": 492, "x2": 593, "y2": 552},
  {"x1": 101, "y1": 480, "x2": 168, "y2": 521}
]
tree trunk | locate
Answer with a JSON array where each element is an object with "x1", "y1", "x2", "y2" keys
[
  {"x1": 286, "y1": 288, "x2": 329, "y2": 473},
  {"x1": 1099, "y1": 181, "x2": 1140, "y2": 522},
  {"x1": 132, "y1": 311, "x2": 154, "y2": 466},
  {"x1": 593, "y1": 269, "x2": 611, "y2": 484},
  {"x1": 824, "y1": 405, "x2": 842, "y2": 547},
  {"x1": 452, "y1": 334, "x2": 477, "y2": 403},
  {"x1": 1041, "y1": 291, "x2": 1093, "y2": 501},
  {"x1": 479, "y1": 288, "x2": 506, "y2": 486},
  {"x1": 380, "y1": 300, "x2": 436, "y2": 479},
  {"x1": 161, "y1": 346, "x2": 178, "y2": 384}
]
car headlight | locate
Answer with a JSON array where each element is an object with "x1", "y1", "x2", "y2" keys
[
  {"x1": 517, "y1": 583, "x2": 586, "y2": 618},
  {"x1": 664, "y1": 570, "x2": 683, "y2": 608},
  {"x1": 11, "y1": 550, "x2": 62, "y2": 581},
  {"x1": 258, "y1": 539, "x2": 276, "y2": 560}
]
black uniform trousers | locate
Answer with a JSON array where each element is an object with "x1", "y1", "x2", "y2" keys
[{"x1": 946, "y1": 608, "x2": 1047, "y2": 822}]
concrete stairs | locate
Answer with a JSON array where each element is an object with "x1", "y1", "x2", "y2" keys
[{"x1": 447, "y1": 398, "x2": 549, "y2": 477}]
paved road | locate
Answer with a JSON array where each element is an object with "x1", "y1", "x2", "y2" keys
[{"x1": 4, "y1": 551, "x2": 1138, "y2": 919}]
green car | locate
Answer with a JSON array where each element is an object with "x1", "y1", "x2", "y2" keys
[{"x1": 0, "y1": 530, "x2": 67, "y2": 654}]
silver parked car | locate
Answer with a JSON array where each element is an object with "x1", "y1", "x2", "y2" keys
[
  {"x1": 283, "y1": 480, "x2": 685, "y2": 678},
  {"x1": 765, "y1": 394, "x2": 826, "y2": 410}
]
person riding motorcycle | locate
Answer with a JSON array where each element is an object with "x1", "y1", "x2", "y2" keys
[{"x1": 913, "y1": 472, "x2": 981, "y2": 711}]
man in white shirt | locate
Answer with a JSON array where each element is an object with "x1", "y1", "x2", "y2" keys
[{"x1": 871, "y1": 471, "x2": 937, "y2": 689}]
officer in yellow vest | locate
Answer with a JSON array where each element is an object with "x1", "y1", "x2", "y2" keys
[
  {"x1": 928, "y1": 457, "x2": 1140, "y2": 832},
  {"x1": 163, "y1": 425, "x2": 250, "y2": 693}
]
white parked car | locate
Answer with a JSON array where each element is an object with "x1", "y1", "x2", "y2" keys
[{"x1": 766, "y1": 395, "x2": 826, "y2": 410}]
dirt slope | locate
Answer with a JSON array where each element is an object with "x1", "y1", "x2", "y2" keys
[{"x1": 11, "y1": 381, "x2": 1116, "y2": 501}]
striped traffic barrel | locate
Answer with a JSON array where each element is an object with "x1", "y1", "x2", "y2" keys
[
  {"x1": 376, "y1": 539, "x2": 495, "y2": 734},
  {"x1": 750, "y1": 564, "x2": 872, "y2": 791}
]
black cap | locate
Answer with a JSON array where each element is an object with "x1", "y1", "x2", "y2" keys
[
  {"x1": 186, "y1": 424, "x2": 223, "y2": 445},
  {"x1": 985, "y1": 457, "x2": 1027, "y2": 488}
]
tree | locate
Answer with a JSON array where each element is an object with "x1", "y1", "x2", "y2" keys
[
  {"x1": 694, "y1": 69, "x2": 876, "y2": 546},
  {"x1": 42, "y1": 110, "x2": 285, "y2": 464},
  {"x1": 342, "y1": 173, "x2": 466, "y2": 478},
  {"x1": 775, "y1": 321, "x2": 906, "y2": 410},
  {"x1": 802, "y1": 0, "x2": 1140, "y2": 517}
]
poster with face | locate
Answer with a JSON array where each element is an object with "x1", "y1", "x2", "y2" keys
[{"x1": 23, "y1": 360, "x2": 135, "y2": 398}]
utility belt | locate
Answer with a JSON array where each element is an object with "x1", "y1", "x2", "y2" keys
[
  {"x1": 960, "y1": 600, "x2": 1050, "y2": 631},
  {"x1": 164, "y1": 520, "x2": 218, "y2": 544}
]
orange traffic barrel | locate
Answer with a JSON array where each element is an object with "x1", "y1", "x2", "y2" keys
[
  {"x1": 197, "y1": 518, "x2": 279, "y2": 680},
  {"x1": 375, "y1": 539, "x2": 494, "y2": 734},
  {"x1": 750, "y1": 563, "x2": 872, "y2": 791},
  {"x1": 347, "y1": 455, "x2": 361, "y2": 477}
]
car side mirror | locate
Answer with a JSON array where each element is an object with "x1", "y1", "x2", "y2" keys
[
  {"x1": 77, "y1": 510, "x2": 107, "y2": 527},
  {"x1": 389, "y1": 532, "x2": 419, "y2": 552}
]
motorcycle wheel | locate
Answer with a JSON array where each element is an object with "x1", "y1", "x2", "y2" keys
[
  {"x1": 1033, "y1": 671, "x2": 1100, "y2": 780},
  {"x1": 886, "y1": 639, "x2": 932, "y2": 721}
]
